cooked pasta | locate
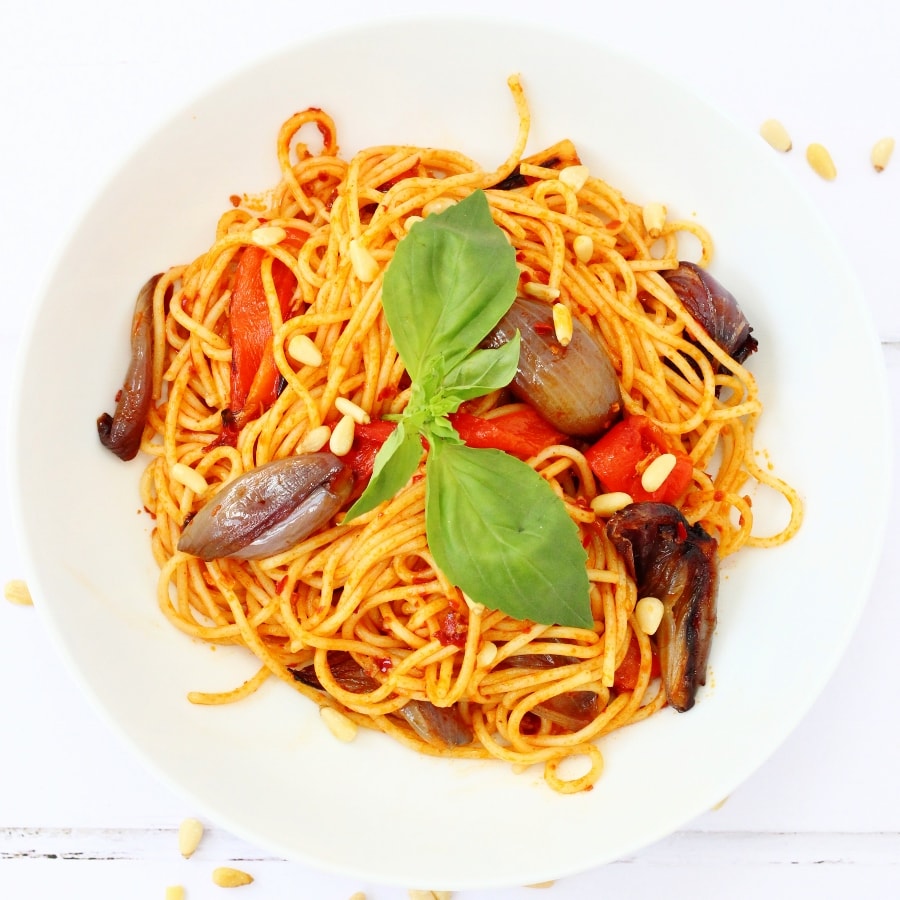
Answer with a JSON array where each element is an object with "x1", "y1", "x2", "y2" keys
[{"x1": 132, "y1": 75, "x2": 802, "y2": 793}]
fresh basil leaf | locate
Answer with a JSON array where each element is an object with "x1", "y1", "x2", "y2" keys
[
  {"x1": 382, "y1": 190, "x2": 518, "y2": 382},
  {"x1": 440, "y1": 335, "x2": 521, "y2": 403},
  {"x1": 344, "y1": 422, "x2": 423, "y2": 520},
  {"x1": 424, "y1": 442, "x2": 592, "y2": 628}
]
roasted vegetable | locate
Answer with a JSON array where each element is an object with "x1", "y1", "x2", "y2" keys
[
  {"x1": 97, "y1": 273, "x2": 161, "y2": 461},
  {"x1": 178, "y1": 452, "x2": 352, "y2": 560},
  {"x1": 607, "y1": 502, "x2": 718, "y2": 712}
]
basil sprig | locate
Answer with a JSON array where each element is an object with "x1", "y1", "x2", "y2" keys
[{"x1": 344, "y1": 190, "x2": 592, "y2": 629}]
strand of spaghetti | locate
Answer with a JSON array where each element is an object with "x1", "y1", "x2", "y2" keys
[{"x1": 187, "y1": 666, "x2": 271, "y2": 706}]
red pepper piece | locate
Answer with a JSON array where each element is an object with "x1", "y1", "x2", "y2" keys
[
  {"x1": 584, "y1": 415, "x2": 693, "y2": 504},
  {"x1": 448, "y1": 407, "x2": 566, "y2": 460},
  {"x1": 613, "y1": 631, "x2": 662, "y2": 693}
]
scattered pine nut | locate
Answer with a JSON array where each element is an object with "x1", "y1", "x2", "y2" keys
[
  {"x1": 297, "y1": 424, "x2": 332, "y2": 453},
  {"x1": 871, "y1": 136, "x2": 895, "y2": 172},
  {"x1": 171, "y1": 462, "x2": 209, "y2": 496},
  {"x1": 526, "y1": 882, "x2": 556, "y2": 889},
  {"x1": 572, "y1": 234, "x2": 594, "y2": 263},
  {"x1": 408, "y1": 892, "x2": 453, "y2": 900},
  {"x1": 348, "y1": 893, "x2": 367, "y2": 900},
  {"x1": 212, "y1": 867, "x2": 254, "y2": 888},
  {"x1": 590, "y1": 492, "x2": 633, "y2": 517},
  {"x1": 287, "y1": 333, "x2": 323, "y2": 368},
  {"x1": 421, "y1": 197, "x2": 457, "y2": 217},
  {"x1": 4, "y1": 579, "x2": 33, "y2": 606},
  {"x1": 250, "y1": 224, "x2": 287, "y2": 246},
  {"x1": 177, "y1": 817, "x2": 204, "y2": 858},
  {"x1": 320, "y1": 706, "x2": 358, "y2": 743},
  {"x1": 559, "y1": 164, "x2": 589, "y2": 192},
  {"x1": 405, "y1": 214, "x2": 424, "y2": 231},
  {"x1": 477, "y1": 641, "x2": 498, "y2": 668},
  {"x1": 640, "y1": 452, "x2": 677, "y2": 493},
  {"x1": 759, "y1": 118, "x2": 792, "y2": 152},
  {"x1": 349, "y1": 239, "x2": 380, "y2": 283},
  {"x1": 806, "y1": 143, "x2": 837, "y2": 180},
  {"x1": 335, "y1": 396, "x2": 371, "y2": 424},
  {"x1": 641, "y1": 202, "x2": 667, "y2": 238},
  {"x1": 551, "y1": 303, "x2": 573, "y2": 347},
  {"x1": 329, "y1": 414, "x2": 356, "y2": 457},
  {"x1": 523, "y1": 282, "x2": 560, "y2": 302},
  {"x1": 635, "y1": 596, "x2": 665, "y2": 635},
  {"x1": 165, "y1": 887, "x2": 185, "y2": 900}
]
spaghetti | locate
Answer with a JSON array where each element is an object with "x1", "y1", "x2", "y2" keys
[{"x1": 134, "y1": 75, "x2": 802, "y2": 792}]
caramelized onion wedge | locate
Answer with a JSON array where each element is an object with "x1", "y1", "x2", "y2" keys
[
  {"x1": 178, "y1": 452, "x2": 352, "y2": 560},
  {"x1": 606, "y1": 502, "x2": 719, "y2": 712},
  {"x1": 484, "y1": 297, "x2": 621, "y2": 436},
  {"x1": 662, "y1": 262, "x2": 758, "y2": 365},
  {"x1": 501, "y1": 653, "x2": 598, "y2": 731},
  {"x1": 396, "y1": 700, "x2": 474, "y2": 747},
  {"x1": 96, "y1": 273, "x2": 161, "y2": 460},
  {"x1": 290, "y1": 652, "x2": 473, "y2": 746}
]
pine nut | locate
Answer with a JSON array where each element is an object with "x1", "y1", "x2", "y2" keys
[
  {"x1": 477, "y1": 641, "x2": 498, "y2": 668},
  {"x1": 572, "y1": 234, "x2": 594, "y2": 263},
  {"x1": 165, "y1": 887, "x2": 186, "y2": 900},
  {"x1": 641, "y1": 202, "x2": 667, "y2": 238},
  {"x1": 559, "y1": 164, "x2": 589, "y2": 192},
  {"x1": 335, "y1": 396, "x2": 371, "y2": 424},
  {"x1": 211, "y1": 867, "x2": 254, "y2": 888},
  {"x1": 871, "y1": 136, "x2": 895, "y2": 172},
  {"x1": 552, "y1": 303, "x2": 573, "y2": 347},
  {"x1": 177, "y1": 817, "x2": 204, "y2": 858},
  {"x1": 287, "y1": 333, "x2": 323, "y2": 367},
  {"x1": 640, "y1": 452, "x2": 677, "y2": 493},
  {"x1": 4, "y1": 579, "x2": 33, "y2": 606},
  {"x1": 422, "y1": 197, "x2": 457, "y2": 217},
  {"x1": 526, "y1": 882, "x2": 556, "y2": 889},
  {"x1": 297, "y1": 424, "x2": 332, "y2": 453},
  {"x1": 329, "y1": 414, "x2": 356, "y2": 457},
  {"x1": 523, "y1": 282, "x2": 560, "y2": 302},
  {"x1": 349, "y1": 239, "x2": 380, "y2": 282},
  {"x1": 250, "y1": 224, "x2": 287, "y2": 246},
  {"x1": 171, "y1": 462, "x2": 209, "y2": 496},
  {"x1": 320, "y1": 706, "x2": 358, "y2": 742},
  {"x1": 759, "y1": 118, "x2": 792, "y2": 152},
  {"x1": 635, "y1": 596, "x2": 665, "y2": 635},
  {"x1": 405, "y1": 215, "x2": 424, "y2": 231},
  {"x1": 590, "y1": 492, "x2": 633, "y2": 517},
  {"x1": 806, "y1": 143, "x2": 837, "y2": 180},
  {"x1": 349, "y1": 894, "x2": 367, "y2": 900}
]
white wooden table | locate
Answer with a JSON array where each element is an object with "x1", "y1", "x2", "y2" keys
[{"x1": 2, "y1": 1, "x2": 898, "y2": 897}]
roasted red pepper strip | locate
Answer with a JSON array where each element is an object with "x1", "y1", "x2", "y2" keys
[
  {"x1": 448, "y1": 408, "x2": 566, "y2": 459},
  {"x1": 229, "y1": 243, "x2": 299, "y2": 420},
  {"x1": 584, "y1": 415, "x2": 693, "y2": 504},
  {"x1": 344, "y1": 408, "x2": 567, "y2": 488},
  {"x1": 613, "y1": 631, "x2": 661, "y2": 693}
]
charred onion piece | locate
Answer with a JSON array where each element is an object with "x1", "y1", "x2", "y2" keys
[
  {"x1": 291, "y1": 652, "x2": 473, "y2": 747},
  {"x1": 96, "y1": 273, "x2": 162, "y2": 460},
  {"x1": 606, "y1": 502, "x2": 718, "y2": 712},
  {"x1": 662, "y1": 262, "x2": 758, "y2": 366},
  {"x1": 484, "y1": 297, "x2": 622, "y2": 436},
  {"x1": 395, "y1": 699, "x2": 474, "y2": 747},
  {"x1": 501, "y1": 653, "x2": 599, "y2": 730},
  {"x1": 178, "y1": 452, "x2": 352, "y2": 560}
]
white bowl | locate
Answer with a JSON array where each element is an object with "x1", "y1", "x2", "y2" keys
[{"x1": 11, "y1": 15, "x2": 890, "y2": 890}]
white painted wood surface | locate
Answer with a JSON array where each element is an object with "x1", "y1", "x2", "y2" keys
[{"x1": 2, "y1": 1, "x2": 898, "y2": 897}]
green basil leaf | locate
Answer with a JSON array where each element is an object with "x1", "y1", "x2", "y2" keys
[
  {"x1": 424, "y1": 442, "x2": 592, "y2": 628},
  {"x1": 382, "y1": 190, "x2": 519, "y2": 382},
  {"x1": 344, "y1": 422, "x2": 423, "y2": 520},
  {"x1": 440, "y1": 335, "x2": 521, "y2": 403}
]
